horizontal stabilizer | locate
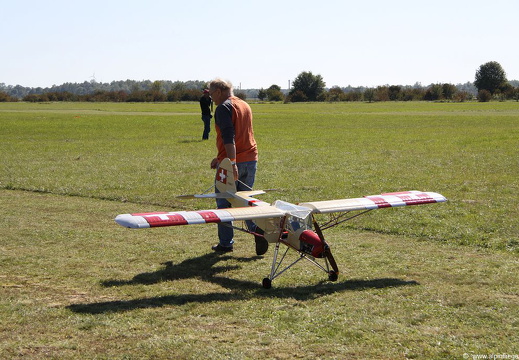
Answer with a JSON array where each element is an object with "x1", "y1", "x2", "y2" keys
[
  {"x1": 176, "y1": 193, "x2": 232, "y2": 199},
  {"x1": 177, "y1": 189, "x2": 270, "y2": 200}
]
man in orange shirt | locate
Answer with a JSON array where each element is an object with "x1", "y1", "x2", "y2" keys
[{"x1": 208, "y1": 78, "x2": 267, "y2": 255}]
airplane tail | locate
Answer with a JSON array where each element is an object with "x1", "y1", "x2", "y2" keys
[
  {"x1": 177, "y1": 158, "x2": 267, "y2": 201},
  {"x1": 215, "y1": 158, "x2": 237, "y2": 194}
]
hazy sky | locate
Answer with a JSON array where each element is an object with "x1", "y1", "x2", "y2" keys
[{"x1": 2, "y1": 0, "x2": 518, "y2": 89}]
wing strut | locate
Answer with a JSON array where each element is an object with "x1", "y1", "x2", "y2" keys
[{"x1": 320, "y1": 209, "x2": 373, "y2": 231}]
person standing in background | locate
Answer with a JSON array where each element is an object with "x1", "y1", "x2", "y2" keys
[{"x1": 199, "y1": 89, "x2": 213, "y2": 140}]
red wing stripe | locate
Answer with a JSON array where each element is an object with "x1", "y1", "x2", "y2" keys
[
  {"x1": 143, "y1": 213, "x2": 188, "y2": 227},
  {"x1": 197, "y1": 211, "x2": 221, "y2": 223},
  {"x1": 248, "y1": 199, "x2": 269, "y2": 206},
  {"x1": 366, "y1": 192, "x2": 440, "y2": 208},
  {"x1": 365, "y1": 196, "x2": 392, "y2": 208},
  {"x1": 391, "y1": 192, "x2": 436, "y2": 205},
  {"x1": 139, "y1": 210, "x2": 236, "y2": 227},
  {"x1": 396, "y1": 194, "x2": 435, "y2": 205}
]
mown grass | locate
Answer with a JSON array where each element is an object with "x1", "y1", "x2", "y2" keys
[
  {"x1": 1, "y1": 101, "x2": 518, "y2": 359},
  {"x1": 1, "y1": 101, "x2": 517, "y2": 250}
]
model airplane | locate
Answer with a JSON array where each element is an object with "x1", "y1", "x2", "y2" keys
[{"x1": 115, "y1": 158, "x2": 446, "y2": 288}]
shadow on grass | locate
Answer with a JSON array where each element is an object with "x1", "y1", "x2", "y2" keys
[
  {"x1": 67, "y1": 252, "x2": 419, "y2": 314},
  {"x1": 178, "y1": 139, "x2": 205, "y2": 144}
]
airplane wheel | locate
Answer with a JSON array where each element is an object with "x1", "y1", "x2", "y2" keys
[
  {"x1": 328, "y1": 272, "x2": 338, "y2": 282},
  {"x1": 262, "y1": 278, "x2": 272, "y2": 289}
]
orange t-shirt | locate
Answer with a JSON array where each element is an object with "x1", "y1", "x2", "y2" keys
[{"x1": 214, "y1": 96, "x2": 258, "y2": 163}]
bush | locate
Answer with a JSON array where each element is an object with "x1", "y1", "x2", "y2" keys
[
  {"x1": 424, "y1": 84, "x2": 444, "y2": 101},
  {"x1": 23, "y1": 94, "x2": 46, "y2": 102},
  {"x1": 453, "y1": 91, "x2": 471, "y2": 102},
  {"x1": 401, "y1": 87, "x2": 425, "y2": 101},
  {"x1": 0, "y1": 92, "x2": 18, "y2": 102},
  {"x1": 374, "y1": 86, "x2": 390, "y2": 101},
  {"x1": 266, "y1": 89, "x2": 284, "y2": 102},
  {"x1": 513, "y1": 87, "x2": 519, "y2": 102},
  {"x1": 235, "y1": 91, "x2": 247, "y2": 101},
  {"x1": 288, "y1": 90, "x2": 308, "y2": 102},
  {"x1": 477, "y1": 89, "x2": 492, "y2": 102}
]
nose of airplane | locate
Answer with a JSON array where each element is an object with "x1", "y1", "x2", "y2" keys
[{"x1": 298, "y1": 230, "x2": 324, "y2": 258}]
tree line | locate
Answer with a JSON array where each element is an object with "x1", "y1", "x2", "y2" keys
[
  {"x1": 1, "y1": 62, "x2": 517, "y2": 103},
  {"x1": 0, "y1": 81, "x2": 486, "y2": 103},
  {"x1": 275, "y1": 62, "x2": 518, "y2": 103},
  {"x1": 0, "y1": 79, "x2": 207, "y2": 103}
]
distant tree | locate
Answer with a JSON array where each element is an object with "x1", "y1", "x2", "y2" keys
[
  {"x1": 257, "y1": 88, "x2": 267, "y2": 101},
  {"x1": 327, "y1": 86, "x2": 344, "y2": 102},
  {"x1": 235, "y1": 91, "x2": 247, "y2": 100},
  {"x1": 513, "y1": 87, "x2": 519, "y2": 102},
  {"x1": 23, "y1": 94, "x2": 43, "y2": 102},
  {"x1": 344, "y1": 90, "x2": 362, "y2": 102},
  {"x1": 388, "y1": 85, "x2": 402, "y2": 101},
  {"x1": 401, "y1": 86, "x2": 425, "y2": 101},
  {"x1": 442, "y1": 83, "x2": 457, "y2": 100},
  {"x1": 456, "y1": 81, "x2": 478, "y2": 97},
  {"x1": 424, "y1": 84, "x2": 444, "y2": 101},
  {"x1": 511, "y1": 87, "x2": 519, "y2": 101},
  {"x1": 374, "y1": 86, "x2": 390, "y2": 101},
  {"x1": 364, "y1": 88, "x2": 375, "y2": 103},
  {"x1": 474, "y1": 61, "x2": 507, "y2": 95},
  {"x1": 166, "y1": 90, "x2": 179, "y2": 102},
  {"x1": 266, "y1": 84, "x2": 284, "y2": 101},
  {"x1": 179, "y1": 89, "x2": 200, "y2": 101},
  {"x1": 500, "y1": 83, "x2": 515, "y2": 100},
  {"x1": 289, "y1": 71, "x2": 326, "y2": 101},
  {"x1": 127, "y1": 90, "x2": 147, "y2": 102},
  {"x1": 151, "y1": 80, "x2": 164, "y2": 93}
]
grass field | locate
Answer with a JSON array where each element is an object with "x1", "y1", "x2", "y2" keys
[{"x1": 1, "y1": 101, "x2": 518, "y2": 359}]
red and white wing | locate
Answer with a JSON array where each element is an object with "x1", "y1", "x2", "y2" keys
[
  {"x1": 115, "y1": 205, "x2": 285, "y2": 229},
  {"x1": 299, "y1": 191, "x2": 446, "y2": 214}
]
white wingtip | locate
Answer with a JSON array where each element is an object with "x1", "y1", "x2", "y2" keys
[{"x1": 115, "y1": 214, "x2": 150, "y2": 229}]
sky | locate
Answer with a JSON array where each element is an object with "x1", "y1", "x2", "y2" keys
[{"x1": 2, "y1": 0, "x2": 518, "y2": 89}]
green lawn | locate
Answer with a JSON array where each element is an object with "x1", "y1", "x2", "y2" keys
[{"x1": 1, "y1": 101, "x2": 518, "y2": 359}]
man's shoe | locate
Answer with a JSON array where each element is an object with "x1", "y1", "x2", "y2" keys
[
  {"x1": 212, "y1": 244, "x2": 233, "y2": 253},
  {"x1": 255, "y1": 236, "x2": 268, "y2": 255}
]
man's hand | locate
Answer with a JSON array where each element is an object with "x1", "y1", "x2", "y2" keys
[
  {"x1": 210, "y1": 158, "x2": 219, "y2": 169},
  {"x1": 231, "y1": 163, "x2": 238, "y2": 181}
]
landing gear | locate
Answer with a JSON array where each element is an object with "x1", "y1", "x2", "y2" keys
[
  {"x1": 256, "y1": 214, "x2": 341, "y2": 289},
  {"x1": 262, "y1": 277, "x2": 272, "y2": 289},
  {"x1": 262, "y1": 239, "x2": 340, "y2": 289}
]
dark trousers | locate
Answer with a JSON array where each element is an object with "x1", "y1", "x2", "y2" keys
[{"x1": 201, "y1": 115, "x2": 212, "y2": 140}]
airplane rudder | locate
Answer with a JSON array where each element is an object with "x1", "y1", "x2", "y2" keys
[{"x1": 215, "y1": 158, "x2": 237, "y2": 193}]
